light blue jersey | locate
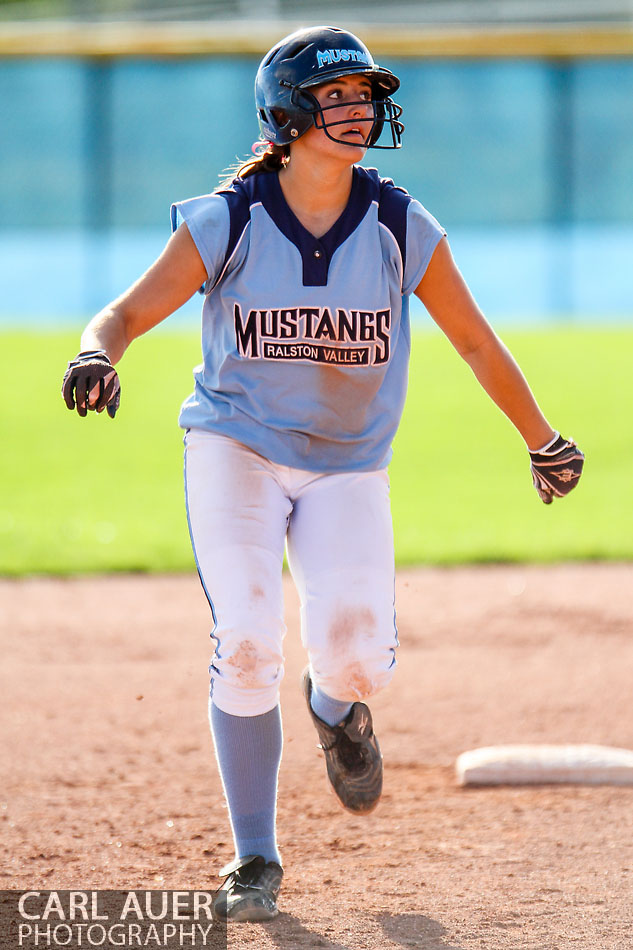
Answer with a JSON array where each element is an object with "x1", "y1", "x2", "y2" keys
[{"x1": 171, "y1": 166, "x2": 445, "y2": 473}]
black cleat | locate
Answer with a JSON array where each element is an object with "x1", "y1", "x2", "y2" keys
[
  {"x1": 212, "y1": 854, "x2": 283, "y2": 922},
  {"x1": 302, "y1": 667, "x2": 383, "y2": 814}
]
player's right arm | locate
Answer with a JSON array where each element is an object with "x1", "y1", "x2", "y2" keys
[
  {"x1": 81, "y1": 223, "x2": 207, "y2": 362},
  {"x1": 62, "y1": 224, "x2": 207, "y2": 417}
]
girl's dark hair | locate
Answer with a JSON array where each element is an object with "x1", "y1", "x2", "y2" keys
[{"x1": 216, "y1": 141, "x2": 290, "y2": 191}]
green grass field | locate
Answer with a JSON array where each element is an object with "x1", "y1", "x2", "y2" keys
[{"x1": 1, "y1": 326, "x2": 631, "y2": 575}]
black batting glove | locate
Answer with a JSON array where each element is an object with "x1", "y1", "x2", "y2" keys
[
  {"x1": 529, "y1": 434, "x2": 584, "y2": 505},
  {"x1": 61, "y1": 350, "x2": 121, "y2": 419}
]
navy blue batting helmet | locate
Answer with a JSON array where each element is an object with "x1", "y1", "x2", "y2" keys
[{"x1": 255, "y1": 26, "x2": 404, "y2": 149}]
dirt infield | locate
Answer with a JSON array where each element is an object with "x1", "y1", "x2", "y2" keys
[{"x1": 1, "y1": 564, "x2": 632, "y2": 949}]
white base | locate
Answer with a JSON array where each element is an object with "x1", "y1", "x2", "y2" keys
[{"x1": 456, "y1": 744, "x2": 633, "y2": 787}]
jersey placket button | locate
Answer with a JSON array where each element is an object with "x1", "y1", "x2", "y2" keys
[{"x1": 307, "y1": 244, "x2": 327, "y2": 284}]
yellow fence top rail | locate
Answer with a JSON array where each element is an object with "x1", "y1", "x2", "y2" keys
[{"x1": 1, "y1": 20, "x2": 633, "y2": 58}]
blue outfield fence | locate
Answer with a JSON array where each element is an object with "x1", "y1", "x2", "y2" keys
[{"x1": 1, "y1": 54, "x2": 632, "y2": 324}]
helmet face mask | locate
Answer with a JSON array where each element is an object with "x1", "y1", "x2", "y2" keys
[
  {"x1": 308, "y1": 93, "x2": 404, "y2": 149},
  {"x1": 255, "y1": 26, "x2": 404, "y2": 149}
]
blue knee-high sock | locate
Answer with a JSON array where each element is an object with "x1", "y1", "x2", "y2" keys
[
  {"x1": 209, "y1": 702, "x2": 282, "y2": 866},
  {"x1": 309, "y1": 680, "x2": 353, "y2": 727}
]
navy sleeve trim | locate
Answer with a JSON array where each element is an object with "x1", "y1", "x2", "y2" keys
[
  {"x1": 377, "y1": 178, "x2": 412, "y2": 279},
  {"x1": 216, "y1": 183, "x2": 253, "y2": 284},
  {"x1": 170, "y1": 186, "x2": 251, "y2": 296},
  {"x1": 169, "y1": 203, "x2": 179, "y2": 234}
]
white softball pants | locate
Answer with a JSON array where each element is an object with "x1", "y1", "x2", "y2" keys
[{"x1": 184, "y1": 429, "x2": 398, "y2": 717}]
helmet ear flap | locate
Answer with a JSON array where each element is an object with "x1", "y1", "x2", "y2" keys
[
  {"x1": 271, "y1": 108, "x2": 289, "y2": 128},
  {"x1": 260, "y1": 106, "x2": 296, "y2": 139}
]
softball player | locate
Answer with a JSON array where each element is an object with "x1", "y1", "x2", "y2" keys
[{"x1": 62, "y1": 26, "x2": 584, "y2": 922}]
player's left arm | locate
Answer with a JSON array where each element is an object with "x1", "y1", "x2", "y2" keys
[{"x1": 414, "y1": 237, "x2": 584, "y2": 502}]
